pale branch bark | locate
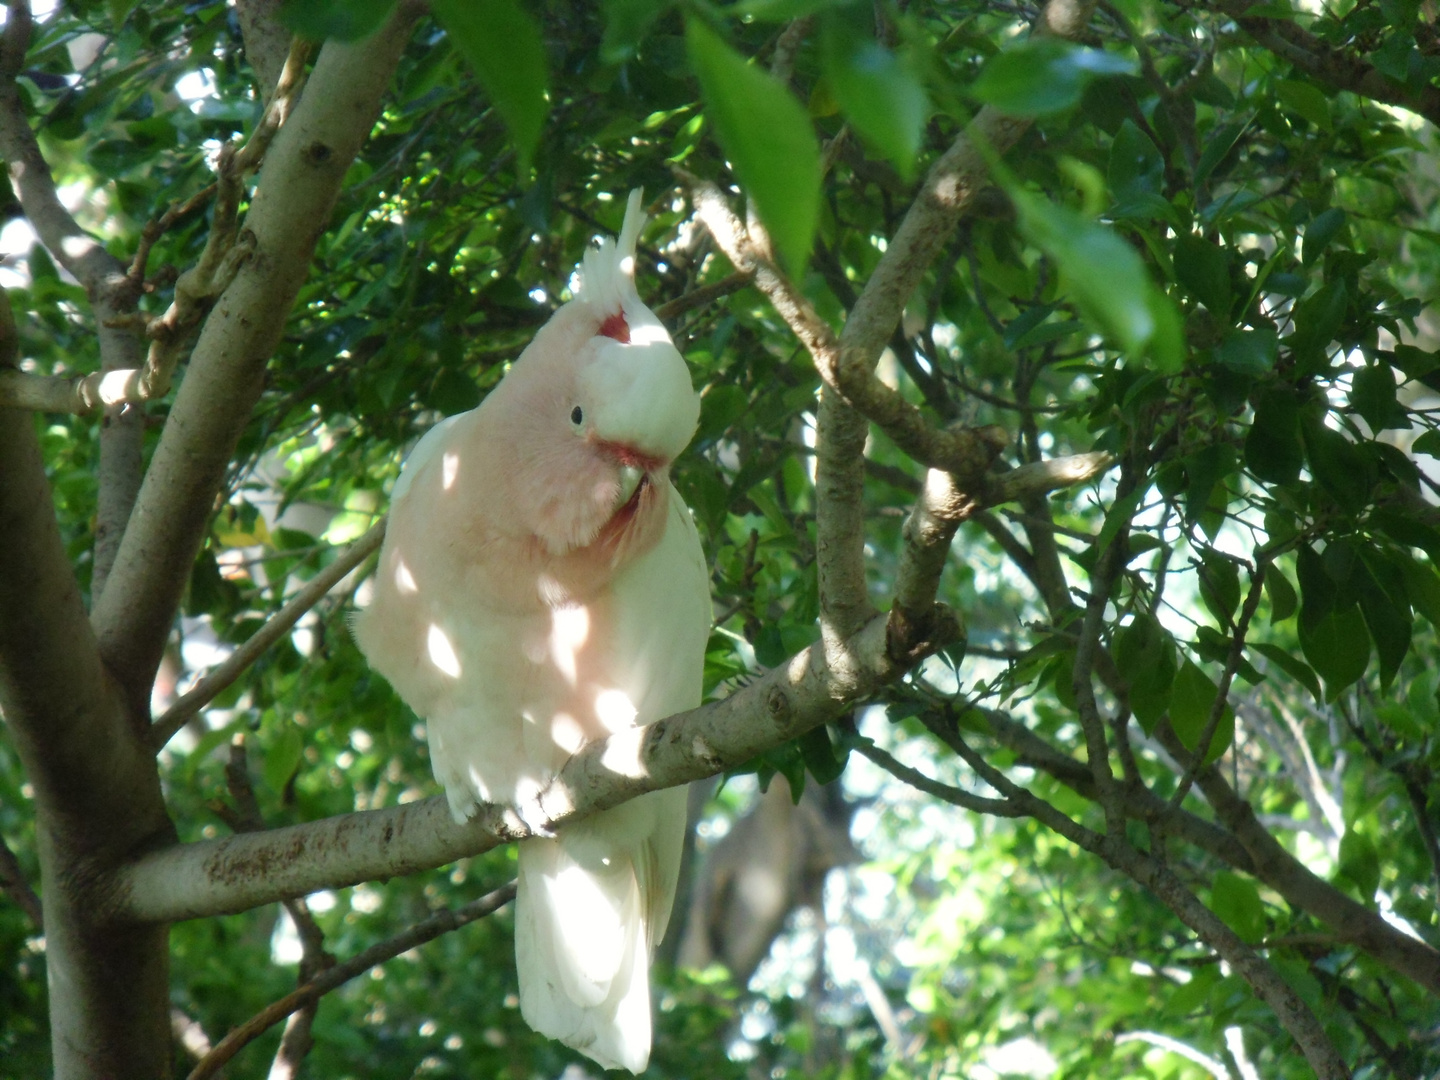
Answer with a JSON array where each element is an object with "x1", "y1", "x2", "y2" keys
[
  {"x1": 151, "y1": 519, "x2": 386, "y2": 748},
  {"x1": 1215, "y1": 0, "x2": 1440, "y2": 128},
  {"x1": 0, "y1": 832, "x2": 42, "y2": 928},
  {"x1": 114, "y1": 607, "x2": 957, "y2": 923},
  {"x1": 235, "y1": 0, "x2": 293, "y2": 96},
  {"x1": 888, "y1": 469, "x2": 973, "y2": 658},
  {"x1": 90, "y1": 6, "x2": 421, "y2": 704},
  {"x1": 933, "y1": 719, "x2": 1351, "y2": 1080},
  {"x1": 0, "y1": 399, "x2": 175, "y2": 1078},
  {"x1": 1169, "y1": 728, "x2": 1440, "y2": 996},
  {"x1": 682, "y1": 175, "x2": 877, "y2": 641},
  {"x1": 187, "y1": 880, "x2": 518, "y2": 1080},
  {"x1": 0, "y1": 2, "x2": 150, "y2": 599}
]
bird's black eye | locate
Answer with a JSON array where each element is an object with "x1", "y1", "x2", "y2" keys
[{"x1": 570, "y1": 405, "x2": 584, "y2": 426}]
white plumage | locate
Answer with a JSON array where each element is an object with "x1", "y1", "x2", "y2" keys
[{"x1": 354, "y1": 191, "x2": 710, "y2": 1072}]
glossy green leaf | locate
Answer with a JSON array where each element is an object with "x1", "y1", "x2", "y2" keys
[
  {"x1": 1302, "y1": 207, "x2": 1346, "y2": 263},
  {"x1": 971, "y1": 39, "x2": 1135, "y2": 116},
  {"x1": 1298, "y1": 604, "x2": 1370, "y2": 699},
  {"x1": 1108, "y1": 119, "x2": 1164, "y2": 201},
  {"x1": 1288, "y1": 279, "x2": 1347, "y2": 374},
  {"x1": 799, "y1": 724, "x2": 847, "y2": 786},
  {"x1": 1198, "y1": 552, "x2": 1241, "y2": 629},
  {"x1": 264, "y1": 726, "x2": 304, "y2": 793},
  {"x1": 1168, "y1": 660, "x2": 1235, "y2": 764},
  {"x1": 687, "y1": 18, "x2": 822, "y2": 276},
  {"x1": 432, "y1": 0, "x2": 549, "y2": 169},
  {"x1": 1215, "y1": 327, "x2": 1277, "y2": 376},
  {"x1": 281, "y1": 0, "x2": 396, "y2": 41},
  {"x1": 1275, "y1": 79, "x2": 1331, "y2": 131},
  {"x1": 1396, "y1": 552, "x2": 1440, "y2": 629},
  {"x1": 1337, "y1": 831, "x2": 1380, "y2": 903},
  {"x1": 1350, "y1": 363, "x2": 1402, "y2": 431},
  {"x1": 1245, "y1": 387, "x2": 1303, "y2": 484},
  {"x1": 1011, "y1": 191, "x2": 1159, "y2": 360},
  {"x1": 1114, "y1": 613, "x2": 1177, "y2": 733},
  {"x1": 1263, "y1": 565, "x2": 1298, "y2": 623},
  {"x1": 1174, "y1": 233, "x2": 1232, "y2": 316},
  {"x1": 1195, "y1": 119, "x2": 1246, "y2": 185},
  {"x1": 820, "y1": 8, "x2": 929, "y2": 178},
  {"x1": 1355, "y1": 561, "x2": 1411, "y2": 690},
  {"x1": 1252, "y1": 642, "x2": 1322, "y2": 703},
  {"x1": 1301, "y1": 416, "x2": 1370, "y2": 512},
  {"x1": 1210, "y1": 871, "x2": 1266, "y2": 943},
  {"x1": 601, "y1": 0, "x2": 672, "y2": 62}
]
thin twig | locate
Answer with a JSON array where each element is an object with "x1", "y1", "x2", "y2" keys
[
  {"x1": 653, "y1": 270, "x2": 753, "y2": 324},
  {"x1": 186, "y1": 880, "x2": 518, "y2": 1080},
  {"x1": 151, "y1": 520, "x2": 386, "y2": 749},
  {"x1": 857, "y1": 740, "x2": 1018, "y2": 816}
]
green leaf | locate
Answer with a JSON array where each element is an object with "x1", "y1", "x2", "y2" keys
[
  {"x1": 1350, "y1": 363, "x2": 1402, "y2": 431},
  {"x1": 1108, "y1": 119, "x2": 1164, "y2": 201},
  {"x1": 820, "y1": 8, "x2": 929, "y2": 178},
  {"x1": 1396, "y1": 552, "x2": 1440, "y2": 629},
  {"x1": 1302, "y1": 207, "x2": 1346, "y2": 264},
  {"x1": 1263, "y1": 565, "x2": 1298, "y2": 623},
  {"x1": 1288, "y1": 279, "x2": 1347, "y2": 374},
  {"x1": 1097, "y1": 486, "x2": 1143, "y2": 553},
  {"x1": 1252, "y1": 642, "x2": 1322, "y2": 703},
  {"x1": 601, "y1": 0, "x2": 672, "y2": 63},
  {"x1": 1215, "y1": 327, "x2": 1277, "y2": 376},
  {"x1": 1245, "y1": 387, "x2": 1303, "y2": 484},
  {"x1": 1337, "y1": 831, "x2": 1380, "y2": 903},
  {"x1": 1275, "y1": 79, "x2": 1332, "y2": 131},
  {"x1": 1011, "y1": 191, "x2": 1158, "y2": 359},
  {"x1": 1174, "y1": 233, "x2": 1232, "y2": 316},
  {"x1": 1296, "y1": 544, "x2": 1333, "y2": 632},
  {"x1": 687, "y1": 18, "x2": 822, "y2": 276},
  {"x1": 1182, "y1": 444, "x2": 1235, "y2": 527},
  {"x1": 970, "y1": 38, "x2": 1135, "y2": 117},
  {"x1": 1375, "y1": 701, "x2": 1428, "y2": 743},
  {"x1": 799, "y1": 724, "x2": 847, "y2": 786},
  {"x1": 1210, "y1": 871, "x2": 1266, "y2": 944},
  {"x1": 1413, "y1": 430, "x2": 1440, "y2": 457},
  {"x1": 1298, "y1": 604, "x2": 1370, "y2": 700},
  {"x1": 432, "y1": 0, "x2": 549, "y2": 170},
  {"x1": 1355, "y1": 561, "x2": 1411, "y2": 690},
  {"x1": 265, "y1": 726, "x2": 304, "y2": 793},
  {"x1": 1301, "y1": 415, "x2": 1371, "y2": 513},
  {"x1": 280, "y1": 0, "x2": 397, "y2": 41},
  {"x1": 1195, "y1": 119, "x2": 1246, "y2": 185},
  {"x1": 1114, "y1": 613, "x2": 1177, "y2": 733},
  {"x1": 1198, "y1": 552, "x2": 1241, "y2": 628},
  {"x1": 1169, "y1": 659, "x2": 1235, "y2": 764},
  {"x1": 1371, "y1": 508, "x2": 1440, "y2": 563}
]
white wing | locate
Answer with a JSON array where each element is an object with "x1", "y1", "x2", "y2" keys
[{"x1": 517, "y1": 484, "x2": 710, "y2": 1073}]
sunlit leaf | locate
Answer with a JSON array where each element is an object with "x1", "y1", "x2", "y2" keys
[{"x1": 687, "y1": 18, "x2": 821, "y2": 275}]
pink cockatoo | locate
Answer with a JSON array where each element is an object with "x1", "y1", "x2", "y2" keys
[{"x1": 353, "y1": 190, "x2": 710, "y2": 1073}]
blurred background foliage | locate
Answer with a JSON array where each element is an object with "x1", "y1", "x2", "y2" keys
[{"x1": 3, "y1": 0, "x2": 1440, "y2": 1076}]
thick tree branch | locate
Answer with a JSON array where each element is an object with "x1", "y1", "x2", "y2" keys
[
  {"x1": 1218, "y1": 2, "x2": 1440, "y2": 128},
  {"x1": 933, "y1": 718, "x2": 1350, "y2": 1079},
  {"x1": 1172, "y1": 730, "x2": 1440, "y2": 996},
  {"x1": 187, "y1": 880, "x2": 518, "y2": 1080},
  {"x1": 90, "y1": 7, "x2": 421, "y2": 704},
  {"x1": 114, "y1": 607, "x2": 957, "y2": 923},
  {"x1": 235, "y1": 0, "x2": 293, "y2": 95},
  {"x1": 151, "y1": 519, "x2": 385, "y2": 748}
]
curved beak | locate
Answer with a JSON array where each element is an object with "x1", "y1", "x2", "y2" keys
[{"x1": 616, "y1": 463, "x2": 644, "y2": 508}]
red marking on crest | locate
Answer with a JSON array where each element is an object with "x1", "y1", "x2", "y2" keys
[{"x1": 598, "y1": 312, "x2": 630, "y2": 343}]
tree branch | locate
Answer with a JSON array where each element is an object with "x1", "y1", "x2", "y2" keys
[
  {"x1": 114, "y1": 607, "x2": 957, "y2": 923},
  {"x1": 187, "y1": 880, "x2": 518, "y2": 1080},
  {"x1": 89, "y1": 7, "x2": 421, "y2": 705},
  {"x1": 1165, "y1": 727, "x2": 1440, "y2": 996},
  {"x1": 1219, "y1": 1, "x2": 1440, "y2": 128},
  {"x1": 151, "y1": 519, "x2": 385, "y2": 749}
]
